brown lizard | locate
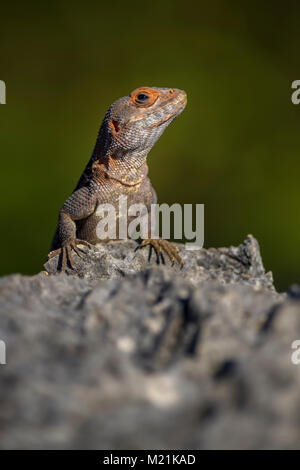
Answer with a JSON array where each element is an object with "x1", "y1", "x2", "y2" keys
[{"x1": 48, "y1": 86, "x2": 187, "y2": 271}]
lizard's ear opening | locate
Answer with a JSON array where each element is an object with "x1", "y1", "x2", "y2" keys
[{"x1": 110, "y1": 119, "x2": 120, "y2": 134}]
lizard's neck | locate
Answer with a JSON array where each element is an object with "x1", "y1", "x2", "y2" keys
[
  {"x1": 91, "y1": 146, "x2": 150, "y2": 186},
  {"x1": 88, "y1": 121, "x2": 152, "y2": 186}
]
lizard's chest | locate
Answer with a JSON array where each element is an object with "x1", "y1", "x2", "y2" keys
[{"x1": 76, "y1": 177, "x2": 156, "y2": 243}]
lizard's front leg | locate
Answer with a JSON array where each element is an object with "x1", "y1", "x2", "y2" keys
[
  {"x1": 48, "y1": 212, "x2": 92, "y2": 271},
  {"x1": 48, "y1": 187, "x2": 96, "y2": 271},
  {"x1": 135, "y1": 198, "x2": 183, "y2": 266},
  {"x1": 138, "y1": 239, "x2": 183, "y2": 266}
]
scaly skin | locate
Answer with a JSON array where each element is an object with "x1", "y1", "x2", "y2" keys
[{"x1": 48, "y1": 86, "x2": 187, "y2": 271}]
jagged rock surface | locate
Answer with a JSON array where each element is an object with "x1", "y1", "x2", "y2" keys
[{"x1": 0, "y1": 235, "x2": 300, "y2": 449}]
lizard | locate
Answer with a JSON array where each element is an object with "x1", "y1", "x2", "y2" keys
[{"x1": 48, "y1": 86, "x2": 187, "y2": 271}]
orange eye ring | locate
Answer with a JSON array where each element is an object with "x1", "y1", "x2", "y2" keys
[{"x1": 130, "y1": 88, "x2": 159, "y2": 107}]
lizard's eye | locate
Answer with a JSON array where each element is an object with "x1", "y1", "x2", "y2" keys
[
  {"x1": 130, "y1": 88, "x2": 159, "y2": 107},
  {"x1": 136, "y1": 93, "x2": 149, "y2": 104}
]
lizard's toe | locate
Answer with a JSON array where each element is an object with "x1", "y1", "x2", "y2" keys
[
  {"x1": 48, "y1": 248, "x2": 61, "y2": 260},
  {"x1": 47, "y1": 239, "x2": 91, "y2": 272},
  {"x1": 138, "y1": 239, "x2": 182, "y2": 266}
]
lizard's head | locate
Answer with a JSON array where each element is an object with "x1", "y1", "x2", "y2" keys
[{"x1": 102, "y1": 86, "x2": 187, "y2": 155}]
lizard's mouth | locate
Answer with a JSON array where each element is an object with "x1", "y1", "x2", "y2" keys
[
  {"x1": 154, "y1": 114, "x2": 176, "y2": 127},
  {"x1": 151, "y1": 96, "x2": 187, "y2": 128}
]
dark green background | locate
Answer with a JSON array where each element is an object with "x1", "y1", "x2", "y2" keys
[{"x1": 1, "y1": 1, "x2": 299, "y2": 291}]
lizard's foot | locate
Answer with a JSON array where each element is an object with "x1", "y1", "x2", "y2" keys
[
  {"x1": 137, "y1": 239, "x2": 183, "y2": 267},
  {"x1": 47, "y1": 239, "x2": 91, "y2": 272}
]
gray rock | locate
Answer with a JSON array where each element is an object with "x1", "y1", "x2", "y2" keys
[
  {"x1": 44, "y1": 234, "x2": 274, "y2": 289},
  {"x1": 0, "y1": 235, "x2": 299, "y2": 449}
]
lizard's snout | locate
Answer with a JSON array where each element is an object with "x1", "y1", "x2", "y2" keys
[
  {"x1": 171, "y1": 89, "x2": 187, "y2": 114},
  {"x1": 169, "y1": 88, "x2": 187, "y2": 108}
]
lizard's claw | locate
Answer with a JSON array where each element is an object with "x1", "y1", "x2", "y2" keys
[
  {"x1": 137, "y1": 239, "x2": 183, "y2": 267},
  {"x1": 47, "y1": 239, "x2": 91, "y2": 272}
]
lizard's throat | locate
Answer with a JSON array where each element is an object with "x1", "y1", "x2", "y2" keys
[
  {"x1": 105, "y1": 156, "x2": 149, "y2": 187},
  {"x1": 92, "y1": 151, "x2": 149, "y2": 187}
]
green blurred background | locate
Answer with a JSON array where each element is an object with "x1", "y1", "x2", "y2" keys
[{"x1": 0, "y1": 0, "x2": 299, "y2": 291}]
